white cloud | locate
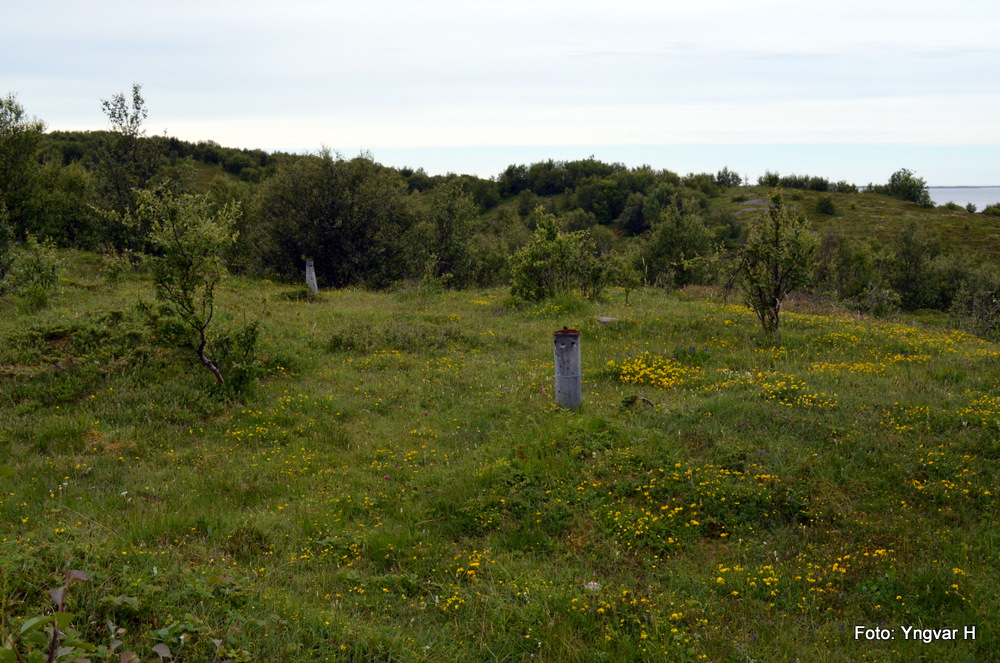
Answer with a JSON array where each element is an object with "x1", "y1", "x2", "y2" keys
[{"x1": 3, "y1": 0, "x2": 999, "y2": 175}]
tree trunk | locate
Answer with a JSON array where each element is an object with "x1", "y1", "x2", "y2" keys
[{"x1": 198, "y1": 329, "x2": 225, "y2": 386}]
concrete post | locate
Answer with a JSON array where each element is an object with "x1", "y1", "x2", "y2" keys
[
  {"x1": 553, "y1": 327, "x2": 581, "y2": 410},
  {"x1": 305, "y1": 258, "x2": 318, "y2": 295}
]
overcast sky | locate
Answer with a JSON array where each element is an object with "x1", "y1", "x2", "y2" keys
[{"x1": 4, "y1": 0, "x2": 1000, "y2": 184}]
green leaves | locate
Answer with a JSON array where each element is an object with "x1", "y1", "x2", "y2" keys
[
  {"x1": 5, "y1": 570, "x2": 98, "y2": 663},
  {"x1": 138, "y1": 189, "x2": 238, "y2": 308},
  {"x1": 251, "y1": 152, "x2": 415, "y2": 288},
  {"x1": 509, "y1": 209, "x2": 610, "y2": 302},
  {"x1": 18, "y1": 615, "x2": 54, "y2": 635},
  {"x1": 887, "y1": 168, "x2": 932, "y2": 207},
  {"x1": 427, "y1": 181, "x2": 479, "y2": 288},
  {"x1": 640, "y1": 201, "x2": 713, "y2": 287},
  {"x1": 134, "y1": 188, "x2": 240, "y2": 386},
  {"x1": 733, "y1": 192, "x2": 817, "y2": 343},
  {"x1": 0, "y1": 93, "x2": 45, "y2": 235},
  {"x1": 0, "y1": 234, "x2": 61, "y2": 312},
  {"x1": 867, "y1": 168, "x2": 933, "y2": 207},
  {"x1": 97, "y1": 83, "x2": 161, "y2": 230}
]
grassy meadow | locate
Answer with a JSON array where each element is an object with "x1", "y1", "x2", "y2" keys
[{"x1": 0, "y1": 253, "x2": 997, "y2": 662}]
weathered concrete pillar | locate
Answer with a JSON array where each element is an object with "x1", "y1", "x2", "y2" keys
[
  {"x1": 305, "y1": 258, "x2": 318, "y2": 295},
  {"x1": 553, "y1": 327, "x2": 581, "y2": 410}
]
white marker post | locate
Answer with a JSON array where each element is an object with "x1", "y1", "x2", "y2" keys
[
  {"x1": 554, "y1": 327, "x2": 582, "y2": 410},
  {"x1": 305, "y1": 258, "x2": 318, "y2": 295}
]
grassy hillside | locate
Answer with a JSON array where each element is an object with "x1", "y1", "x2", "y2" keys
[
  {"x1": 714, "y1": 188, "x2": 1000, "y2": 260},
  {"x1": 0, "y1": 254, "x2": 997, "y2": 661}
]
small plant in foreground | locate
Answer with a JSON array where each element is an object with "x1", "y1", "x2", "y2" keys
[{"x1": 0, "y1": 567, "x2": 141, "y2": 663}]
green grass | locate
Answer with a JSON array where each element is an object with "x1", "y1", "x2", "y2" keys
[
  {"x1": 1, "y1": 255, "x2": 997, "y2": 661},
  {"x1": 717, "y1": 187, "x2": 1000, "y2": 260}
]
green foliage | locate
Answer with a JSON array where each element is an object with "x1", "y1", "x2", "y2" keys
[
  {"x1": 0, "y1": 93, "x2": 45, "y2": 238},
  {"x1": 815, "y1": 194, "x2": 836, "y2": 215},
  {"x1": 96, "y1": 84, "x2": 162, "y2": 249},
  {"x1": 639, "y1": 201, "x2": 714, "y2": 288},
  {"x1": 811, "y1": 232, "x2": 900, "y2": 315},
  {"x1": 28, "y1": 161, "x2": 100, "y2": 247},
  {"x1": 461, "y1": 234, "x2": 511, "y2": 287},
  {"x1": 249, "y1": 151, "x2": 415, "y2": 288},
  {"x1": 508, "y1": 209, "x2": 609, "y2": 301},
  {"x1": 682, "y1": 172, "x2": 721, "y2": 198},
  {"x1": 757, "y1": 171, "x2": 780, "y2": 187},
  {"x1": 773, "y1": 173, "x2": 830, "y2": 191},
  {"x1": 715, "y1": 166, "x2": 743, "y2": 188},
  {"x1": 607, "y1": 245, "x2": 642, "y2": 304},
  {"x1": 400, "y1": 165, "x2": 435, "y2": 192},
  {"x1": 754, "y1": 171, "x2": 856, "y2": 194},
  {"x1": 0, "y1": 202, "x2": 10, "y2": 280},
  {"x1": 426, "y1": 181, "x2": 479, "y2": 288},
  {"x1": 562, "y1": 208, "x2": 598, "y2": 232},
  {"x1": 889, "y1": 222, "x2": 946, "y2": 311},
  {"x1": 135, "y1": 188, "x2": 242, "y2": 387},
  {"x1": 462, "y1": 209, "x2": 531, "y2": 287},
  {"x1": 951, "y1": 265, "x2": 1000, "y2": 341},
  {"x1": 574, "y1": 173, "x2": 646, "y2": 225},
  {"x1": 97, "y1": 246, "x2": 142, "y2": 283},
  {"x1": 457, "y1": 174, "x2": 501, "y2": 211},
  {"x1": 498, "y1": 157, "x2": 626, "y2": 198},
  {"x1": 614, "y1": 191, "x2": 647, "y2": 235},
  {"x1": 1, "y1": 235, "x2": 61, "y2": 312},
  {"x1": 0, "y1": 568, "x2": 137, "y2": 663},
  {"x1": 497, "y1": 163, "x2": 529, "y2": 196},
  {"x1": 729, "y1": 193, "x2": 817, "y2": 343},
  {"x1": 588, "y1": 224, "x2": 616, "y2": 255},
  {"x1": 211, "y1": 308, "x2": 266, "y2": 393},
  {"x1": 515, "y1": 189, "x2": 539, "y2": 217},
  {"x1": 887, "y1": 168, "x2": 932, "y2": 206},
  {"x1": 643, "y1": 181, "x2": 709, "y2": 219},
  {"x1": 418, "y1": 255, "x2": 450, "y2": 293},
  {"x1": 982, "y1": 202, "x2": 1000, "y2": 217},
  {"x1": 868, "y1": 168, "x2": 933, "y2": 207},
  {"x1": 205, "y1": 175, "x2": 257, "y2": 275}
]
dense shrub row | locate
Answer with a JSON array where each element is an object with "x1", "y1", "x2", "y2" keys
[
  {"x1": 757, "y1": 170, "x2": 858, "y2": 193},
  {"x1": 4, "y1": 89, "x2": 1000, "y2": 344}
]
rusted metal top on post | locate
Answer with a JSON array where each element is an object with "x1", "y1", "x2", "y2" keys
[{"x1": 554, "y1": 326, "x2": 580, "y2": 337}]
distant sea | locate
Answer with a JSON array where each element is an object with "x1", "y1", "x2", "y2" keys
[{"x1": 928, "y1": 187, "x2": 1000, "y2": 209}]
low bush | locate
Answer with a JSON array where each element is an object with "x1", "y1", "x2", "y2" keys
[
  {"x1": 508, "y1": 209, "x2": 611, "y2": 301},
  {"x1": 0, "y1": 234, "x2": 61, "y2": 312}
]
